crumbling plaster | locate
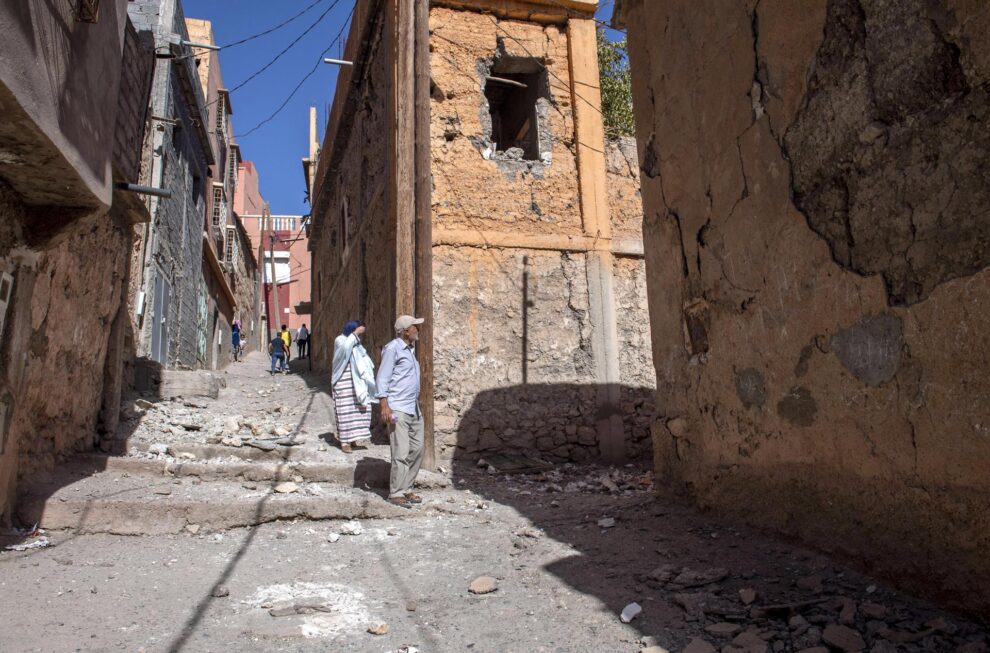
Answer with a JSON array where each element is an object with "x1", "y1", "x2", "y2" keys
[
  {"x1": 430, "y1": 7, "x2": 654, "y2": 462},
  {"x1": 0, "y1": 182, "x2": 132, "y2": 522},
  {"x1": 624, "y1": 0, "x2": 990, "y2": 614}
]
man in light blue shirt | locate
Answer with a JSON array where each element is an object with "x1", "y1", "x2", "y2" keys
[{"x1": 376, "y1": 314, "x2": 425, "y2": 507}]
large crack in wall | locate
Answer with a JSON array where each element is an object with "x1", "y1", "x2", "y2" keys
[{"x1": 783, "y1": 0, "x2": 990, "y2": 306}]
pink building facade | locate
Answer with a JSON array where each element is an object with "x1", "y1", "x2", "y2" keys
[{"x1": 234, "y1": 161, "x2": 311, "y2": 340}]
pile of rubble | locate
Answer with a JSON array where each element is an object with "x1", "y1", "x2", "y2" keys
[
  {"x1": 475, "y1": 461, "x2": 654, "y2": 497},
  {"x1": 119, "y1": 389, "x2": 308, "y2": 459},
  {"x1": 633, "y1": 564, "x2": 987, "y2": 653}
]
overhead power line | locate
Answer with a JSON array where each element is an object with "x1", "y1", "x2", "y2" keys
[
  {"x1": 237, "y1": 2, "x2": 356, "y2": 139},
  {"x1": 225, "y1": 0, "x2": 344, "y2": 97},
  {"x1": 220, "y1": 0, "x2": 329, "y2": 50}
]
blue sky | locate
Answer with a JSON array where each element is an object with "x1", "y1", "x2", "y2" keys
[{"x1": 183, "y1": 0, "x2": 622, "y2": 215}]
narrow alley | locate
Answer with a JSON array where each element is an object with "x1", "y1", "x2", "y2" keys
[
  {"x1": 0, "y1": 354, "x2": 985, "y2": 652},
  {"x1": 2, "y1": 0, "x2": 990, "y2": 651}
]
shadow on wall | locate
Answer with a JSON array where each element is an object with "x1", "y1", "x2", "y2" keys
[{"x1": 448, "y1": 383, "x2": 656, "y2": 463}]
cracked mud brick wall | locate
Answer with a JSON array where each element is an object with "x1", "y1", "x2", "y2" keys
[
  {"x1": 0, "y1": 182, "x2": 132, "y2": 520},
  {"x1": 430, "y1": 7, "x2": 653, "y2": 462},
  {"x1": 624, "y1": 0, "x2": 990, "y2": 613}
]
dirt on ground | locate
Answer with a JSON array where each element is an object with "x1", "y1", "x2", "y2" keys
[{"x1": 0, "y1": 354, "x2": 986, "y2": 653}]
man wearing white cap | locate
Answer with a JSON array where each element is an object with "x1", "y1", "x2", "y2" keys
[{"x1": 375, "y1": 314, "x2": 426, "y2": 507}]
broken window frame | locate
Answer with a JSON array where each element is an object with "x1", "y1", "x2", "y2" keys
[{"x1": 483, "y1": 58, "x2": 549, "y2": 162}]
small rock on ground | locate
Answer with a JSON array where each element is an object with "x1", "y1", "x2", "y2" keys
[
  {"x1": 822, "y1": 624, "x2": 866, "y2": 651},
  {"x1": 682, "y1": 639, "x2": 717, "y2": 653},
  {"x1": 367, "y1": 621, "x2": 389, "y2": 635},
  {"x1": 468, "y1": 576, "x2": 498, "y2": 594}
]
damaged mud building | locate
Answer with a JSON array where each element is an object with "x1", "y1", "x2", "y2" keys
[
  {"x1": 0, "y1": 0, "x2": 259, "y2": 520},
  {"x1": 308, "y1": 0, "x2": 654, "y2": 466},
  {"x1": 614, "y1": 0, "x2": 990, "y2": 616}
]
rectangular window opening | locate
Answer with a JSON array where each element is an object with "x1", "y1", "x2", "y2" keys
[
  {"x1": 485, "y1": 62, "x2": 545, "y2": 161},
  {"x1": 211, "y1": 186, "x2": 224, "y2": 227},
  {"x1": 225, "y1": 228, "x2": 236, "y2": 264}
]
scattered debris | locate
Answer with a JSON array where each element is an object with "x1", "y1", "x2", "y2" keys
[
  {"x1": 327, "y1": 533, "x2": 341, "y2": 543},
  {"x1": 739, "y1": 588, "x2": 757, "y2": 605},
  {"x1": 339, "y1": 520, "x2": 363, "y2": 536},
  {"x1": 210, "y1": 585, "x2": 229, "y2": 598},
  {"x1": 273, "y1": 482, "x2": 299, "y2": 494},
  {"x1": 598, "y1": 517, "x2": 616, "y2": 529},
  {"x1": 4, "y1": 536, "x2": 50, "y2": 551},
  {"x1": 245, "y1": 440, "x2": 277, "y2": 452},
  {"x1": 185, "y1": 524, "x2": 200, "y2": 535},
  {"x1": 705, "y1": 622, "x2": 741, "y2": 636},
  {"x1": 268, "y1": 603, "x2": 334, "y2": 617},
  {"x1": 682, "y1": 639, "x2": 716, "y2": 653},
  {"x1": 620, "y1": 602, "x2": 642, "y2": 623},
  {"x1": 367, "y1": 621, "x2": 390, "y2": 635},
  {"x1": 468, "y1": 576, "x2": 498, "y2": 595},
  {"x1": 822, "y1": 624, "x2": 866, "y2": 652},
  {"x1": 477, "y1": 453, "x2": 552, "y2": 474},
  {"x1": 148, "y1": 443, "x2": 168, "y2": 456}
]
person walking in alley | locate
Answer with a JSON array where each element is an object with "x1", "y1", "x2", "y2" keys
[
  {"x1": 232, "y1": 320, "x2": 241, "y2": 362},
  {"x1": 279, "y1": 324, "x2": 292, "y2": 364},
  {"x1": 376, "y1": 315, "x2": 426, "y2": 507},
  {"x1": 297, "y1": 323, "x2": 309, "y2": 358},
  {"x1": 331, "y1": 320, "x2": 376, "y2": 453},
  {"x1": 269, "y1": 331, "x2": 288, "y2": 374}
]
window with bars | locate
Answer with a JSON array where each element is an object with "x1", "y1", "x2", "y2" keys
[
  {"x1": 227, "y1": 150, "x2": 238, "y2": 196},
  {"x1": 225, "y1": 228, "x2": 237, "y2": 264},
  {"x1": 211, "y1": 186, "x2": 224, "y2": 227},
  {"x1": 215, "y1": 93, "x2": 225, "y2": 134}
]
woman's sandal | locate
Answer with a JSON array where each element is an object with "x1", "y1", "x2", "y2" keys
[
  {"x1": 404, "y1": 493, "x2": 423, "y2": 504},
  {"x1": 341, "y1": 443, "x2": 352, "y2": 453}
]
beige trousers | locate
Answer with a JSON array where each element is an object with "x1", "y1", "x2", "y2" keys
[{"x1": 389, "y1": 409, "x2": 424, "y2": 498}]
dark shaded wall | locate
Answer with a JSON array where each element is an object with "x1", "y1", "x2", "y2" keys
[
  {"x1": 310, "y1": 2, "x2": 397, "y2": 375},
  {"x1": 621, "y1": 0, "x2": 990, "y2": 614}
]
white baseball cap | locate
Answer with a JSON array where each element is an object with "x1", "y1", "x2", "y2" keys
[{"x1": 394, "y1": 315, "x2": 425, "y2": 331}]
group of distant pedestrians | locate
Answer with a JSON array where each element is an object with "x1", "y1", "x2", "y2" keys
[{"x1": 267, "y1": 323, "x2": 310, "y2": 373}]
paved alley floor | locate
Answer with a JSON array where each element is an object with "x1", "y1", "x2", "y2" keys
[{"x1": 0, "y1": 353, "x2": 987, "y2": 653}]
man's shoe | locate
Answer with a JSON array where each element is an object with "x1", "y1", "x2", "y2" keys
[
  {"x1": 404, "y1": 493, "x2": 423, "y2": 504},
  {"x1": 388, "y1": 496, "x2": 411, "y2": 508}
]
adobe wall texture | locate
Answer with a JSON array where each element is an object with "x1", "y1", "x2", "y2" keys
[
  {"x1": 0, "y1": 182, "x2": 132, "y2": 522},
  {"x1": 623, "y1": 0, "x2": 990, "y2": 614},
  {"x1": 430, "y1": 7, "x2": 654, "y2": 462},
  {"x1": 310, "y1": 7, "x2": 397, "y2": 371}
]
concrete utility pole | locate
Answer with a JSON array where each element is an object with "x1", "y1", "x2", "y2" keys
[{"x1": 264, "y1": 203, "x2": 281, "y2": 341}]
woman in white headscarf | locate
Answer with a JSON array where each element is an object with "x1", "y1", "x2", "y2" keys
[{"x1": 331, "y1": 320, "x2": 377, "y2": 453}]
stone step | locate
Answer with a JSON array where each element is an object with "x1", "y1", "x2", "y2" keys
[
  {"x1": 76, "y1": 453, "x2": 391, "y2": 487},
  {"x1": 17, "y1": 468, "x2": 410, "y2": 536}
]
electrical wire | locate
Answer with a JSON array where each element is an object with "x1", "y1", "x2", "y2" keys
[
  {"x1": 220, "y1": 0, "x2": 330, "y2": 50},
  {"x1": 486, "y1": 14, "x2": 605, "y2": 119},
  {"x1": 540, "y1": 0, "x2": 626, "y2": 34},
  {"x1": 237, "y1": 2, "x2": 356, "y2": 139},
  {"x1": 224, "y1": 0, "x2": 344, "y2": 98}
]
